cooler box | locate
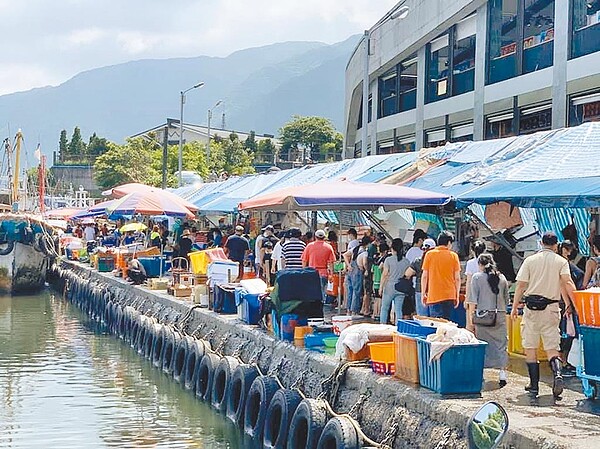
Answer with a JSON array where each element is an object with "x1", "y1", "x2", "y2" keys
[
  {"x1": 580, "y1": 325, "x2": 600, "y2": 377},
  {"x1": 190, "y1": 248, "x2": 229, "y2": 275},
  {"x1": 97, "y1": 257, "x2": 115, "y2": 272},
  {"x1": 207, "y1": 260, "x2": 240, "y2": 287},
  {"x1": 416, "y1": 338, "x2": 487, "y2": 395},
  {"x1": 573, "y1": 290, "x2": 600, "y2": 326},
  {"x1": 240, "y1": 291, "x2": 261, "y2": 325},
  {"x1": 214, "y1": 283, "x2": 239, "y2": 314},
  {"x1": 138, "y1": 257, "x2": 162, "y2": 278},
  {"x1": 275, "y1": 268, "x2": 322, "y2": 302},
  {"x1": 369, "y1": 342, "x2": 396, "y2": 375},
  {"x1": 393, "y1": 332, "x2": 420, "y2": 383}
]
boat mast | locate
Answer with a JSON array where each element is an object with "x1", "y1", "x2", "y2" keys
[
  {"x1": 12, "y1": 130, "x2": 22, "y2": 206},
  {"x1": 38, "y1": 149, "x2": 46, "y2": 214}
]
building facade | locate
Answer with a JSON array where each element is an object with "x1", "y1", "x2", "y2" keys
[{"x1": 344, "y1": 0, "x2": 600, "y2": 157}]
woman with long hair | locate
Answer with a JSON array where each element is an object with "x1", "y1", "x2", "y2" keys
[
  {"x1": 466, "y1": 253, "x2": 509, "y2": 387},
  {"x1": 378, "y1": 238, "x2": 410, "y2": 324}
]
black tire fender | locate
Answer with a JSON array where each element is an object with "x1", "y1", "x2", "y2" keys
[
  {"x1": 173, "y1": 336, "x2": 193, "y2": 384},
  {"x1": 144, "y1": 323, "x2": 158, "y2": 359},
  {"x1": 161, "y1": 330, "x2": 179, "y2": 375},
  {"x1": 316, "y1": 416, "x2": 360, "y2": 449},
  {"x1": 263, "y1": 389, "x2": 303, "y2": 449},
  {"x1": 243, "y1": 376, "x2": 279, "y2": 441},
  {"x1": 211, "y1": 356, "x2": 239, "y2": 412},
  {"x1": 196, "y1": 352, "x2": 220, "y2": 402},
  {"x1": 226, "y1": 364, "x2": 259, "y2": 425},
  {"x1": 287, "y1": 399, "x2": 330, "y2": 449},
  {"x1": 152, "y1": 325, "x2": 167, "y2": 368},
  {"x1": 0, "y1": 240, "x2": 14, "y2": 256},
  {"x1": 184, "y1": 340, "x2": 207, "y2": 391}
]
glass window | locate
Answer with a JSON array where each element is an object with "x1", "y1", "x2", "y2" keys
[
  {"x1": 399, "y1": 55, "x2": 418, "y2": 111},
  {"x1": 488, "y1": 0, "x2": 518, "y2": 84},
  {"x1": 453, "y1": 35, "x2": 476, "y2": 95},
  {"x1": 379, "y1": 70, "x2": 398, "y2": 118},
  {"x1": 368, "y1": 95, "x2": 373, "y2": 123},
  {"x1": 519, "y1": 106, "x2": 552, "y2": 134},
  {"x1": 427, "y1": 35, "x2": 450, "y2": 103},
  {"x1": 572, "y1": 0, "x2": 600, "y2": 58},
  {"x1": 425, "y1": 129, "x2": 447, "y2": 147},
  {"x1": 522, "y1": 0, "x2": 554, "y2": 73},
  {"x1": 486, "y1": 113, "x2": 515, "y2": 139},
  {"x1": 570, "y1": 93, "x2": 600, "y2": 125}
]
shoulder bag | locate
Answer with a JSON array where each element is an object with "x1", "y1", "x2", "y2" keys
[{"x1": 472, "y1": 291, "x2": 499, "y2": 327}]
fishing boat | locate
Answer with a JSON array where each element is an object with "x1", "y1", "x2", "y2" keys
[{"x1": 0, "y1": 131, "x2": 57, "y2": 293}]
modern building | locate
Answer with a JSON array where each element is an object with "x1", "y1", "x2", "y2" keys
[{"x1": 344, "y1": 0, "x2": 600, "y2": 157}]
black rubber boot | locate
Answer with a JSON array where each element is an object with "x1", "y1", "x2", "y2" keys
[
  {"x1": 525, "y1": 362, "x2": 540, "y2": 395},
  {"x1": 550, "y1": 356, "x2": 564, "y2": 399}
]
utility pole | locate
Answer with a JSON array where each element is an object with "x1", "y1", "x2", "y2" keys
[{"x1": 162, "y1": 124, "x2": 168, "y2": 189}]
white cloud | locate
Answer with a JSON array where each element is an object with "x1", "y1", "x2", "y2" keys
[{"x1": 0, "y1": 0, "x2": 398, "y2": 94}]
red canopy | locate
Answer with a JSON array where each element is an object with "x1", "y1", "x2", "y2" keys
[
  {"x1": 107, "y1": 191, "x2": 195, "y2": 219},
  {"x1": 238, "y1": 180, "x2": 451, "y2": 211},
  {"x1": 105, "y1": 183, "x2": 199, "y2": 212},
  {"x1": 44, "y1": 207, "x2": 85, "y2": 219}
]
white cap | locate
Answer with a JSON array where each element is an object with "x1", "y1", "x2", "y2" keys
[
  {"x1": 315, "y1": 229, "x2": 326, "y2": 238},
  {"x1": 423, "y1": 238, "x2": 436, "y2": 249}
]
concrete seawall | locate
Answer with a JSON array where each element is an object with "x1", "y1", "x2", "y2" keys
[{"x1": 51, "y1": 260, "x2": 600, "y2": 449}]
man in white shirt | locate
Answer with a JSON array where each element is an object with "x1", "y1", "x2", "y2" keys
[
  {"x1": 83, "y1": 224, "x2": 96, "y2": 242},
  {"x1": 271, "y1": 231, "x2": 287, "y2": 274},
  {"x1": 346, "y1": 228, "x2": 360, "y2": 252},
  {"x1": 405, "y1": 229, "x2": 427, "y2": 263}
]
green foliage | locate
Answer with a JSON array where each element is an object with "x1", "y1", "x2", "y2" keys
[
  {"x1": 93, "y1": 138, "x2": 160, "y2": 189},
  {"x1": 209, "y1": 133, "x2": 255, "y2": 176},
  {"x1": 244, "y1": 131, "x2": 258, "y2": 153},
  {"x1": 87, "y1": 133, "x2": 110, "y2": 156},
  {"x1": 150, "y1": 141, "x2": 209, "y2": 187},
  {"x1": 255, "y1": 138, "x2": 277, "y2": 164},
  {"x1": 58, "y1": 130, "x2": 68, "y2": 160},
  {"x1": 68, "y1": 126, "x2": 86, "y2": 156},
  {"x1": 279, "y1": 115, "x2": 342, "y2": 163},
  {"x1": 26, "y1": 166, "x2": 56, "y2": 189}
]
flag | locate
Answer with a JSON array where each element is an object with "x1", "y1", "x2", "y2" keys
[{"x1": 34, "y1": 144, "x2": 41, "y2": 162}]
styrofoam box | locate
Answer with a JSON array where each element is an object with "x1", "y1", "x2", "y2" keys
[
  {"x1": 207, "y1": 260, "x2": 239, "y2": 286},
  {"x1": 239, "y1": 278, "x2": 268, "y2": 294}
]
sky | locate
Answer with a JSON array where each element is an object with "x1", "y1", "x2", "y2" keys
[{"x1": 0, "y1": 0, "x2": 398, "y2": 96}]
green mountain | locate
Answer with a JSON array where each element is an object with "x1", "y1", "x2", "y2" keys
[{"x1": 0, "y1": 36, "x2": 359, "y2": 160}]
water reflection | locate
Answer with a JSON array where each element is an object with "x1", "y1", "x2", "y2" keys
[{"x1": 0, "y1": 292, "x2": 243, "y2": 448}]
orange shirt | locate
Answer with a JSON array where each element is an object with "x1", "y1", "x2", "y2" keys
[
  {"x1": 422, "y1": 246, "x2": 460, "y2": 304},
  {"x1": 302, "y1": 240, "x2": 336, "y2": 277}
]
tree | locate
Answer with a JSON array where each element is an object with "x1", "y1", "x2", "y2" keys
[
  {"x1": 68, "y1": 126, "x2": 86, "y2": 156},
  {"x1": 87, "y1": 133, "x2": 110, "y2": 156},
  {"x1": 255, "y1": 138, "x2": 277, "y2": 164},
  {"x1": 279, "y1": 115, "x2": 343, "y2": 163},
  {"x1": 58, "y1": 130, "x2": 68, "y2": 161},
  {"x1": 244, "y1": 131, "x2": 258, "y2": 153},
  {"x1": 150, "y1": 141, "x2": 209, "y2": 187},
  {"x1": 93, "y1": 138, "x2": 160, "y2": 188}
]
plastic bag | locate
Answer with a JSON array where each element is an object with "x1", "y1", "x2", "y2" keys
[
  {"x1": 567, "y1": 337, "x2": 581, "y2": 368},
  {"x1": 566, "y1": 314, "x2": 576, "y2": 337}
]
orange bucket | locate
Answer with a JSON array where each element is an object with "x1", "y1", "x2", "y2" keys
[
  {"x1": 573, "y1": 290, "x2": 600, "y2": 326},
  {"x1": 368, "y1": 341, "x2": 396, "y2": 375}
]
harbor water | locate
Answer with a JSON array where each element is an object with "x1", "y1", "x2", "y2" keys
[{"x1": 0, "y1": 291, "x2": 242, "y2": 448}]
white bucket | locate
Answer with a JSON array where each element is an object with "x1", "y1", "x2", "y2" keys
[{"x1": 332, "y1": 315, "x2": 354, "y2": 336}]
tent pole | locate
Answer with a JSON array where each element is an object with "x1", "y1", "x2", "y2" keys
[{"x1": 338, "y1": 213, "x2": 343, "y2": 316}]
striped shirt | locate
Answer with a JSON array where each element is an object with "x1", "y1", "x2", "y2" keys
[{"x1": 281, "y1": 239, "x2": 306, "y2": 269}]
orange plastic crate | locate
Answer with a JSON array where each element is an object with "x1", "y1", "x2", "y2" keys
[
  {"x1": 368, "y1": 342, "x2": 396, "y2": 375},
  {"x1": 393, "y1": 332, "x2": 419, "y2": 383},
  {"x1": 573, "y1": 290, "x2": 600, "y2": 327}
]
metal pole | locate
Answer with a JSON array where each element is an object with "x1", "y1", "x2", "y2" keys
[
  {"x1": 207, "y1": 109, "x2": 212, "y2": 162},
  {"x1": 361, "y1": 30, "x2": 370, "y2": 158},
  {"x1": 162, "y1": 125, "x2": 168, "y2": 189},
  {"x1": 179, "y1": 91, "x2": 184, "y2": 187}
]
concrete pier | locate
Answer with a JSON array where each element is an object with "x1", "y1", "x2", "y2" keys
[{"x1": 53, "y1": 260, "x2": 600, "y2": 449}]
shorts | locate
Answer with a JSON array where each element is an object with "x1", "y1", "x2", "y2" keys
[{"x1": 521, "y1": 306, "x2": 561, "y2": 351}]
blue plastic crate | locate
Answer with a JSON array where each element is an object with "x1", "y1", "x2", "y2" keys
[
  {"x1": 580, "y1": 326, "x2": 600, "y2": 377},
  {"x1": 397, "y1": 319, "x2": 437, "y2": 337},
  {"x1": 416, "y1": 338, "x2": 487, "y2": 395}
]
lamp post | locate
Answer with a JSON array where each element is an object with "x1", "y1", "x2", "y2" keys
[
  {"x1": 179, "y1": 82, "x2": 204, "y2": 187},
  {"x1": 206, "y1": 100, "x2": 223, "y2": 162},
  {"x1": 360, "y1": 3, "x2": 409, "y2": 158}
]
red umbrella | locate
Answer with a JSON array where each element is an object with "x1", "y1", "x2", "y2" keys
[
  {"x1": 44, "y1": 207, "x2": 86, "y2": 219},
  {"x1": 238, "y1": 180, "x2": 451, "y2": 211},
  {"x1": 105, "y1": 183, "x2": 199, "y2": 212}
]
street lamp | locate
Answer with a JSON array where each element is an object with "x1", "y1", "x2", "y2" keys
[
  {"x1": 360, "y1": 3, "x2": 409, "y2": 158},
  {"x1": 207, "y1": 100, "x2": 223, "y2": 162},
  {"x1": 179, "y1": 82, "x2": 205, "y2": 187}
]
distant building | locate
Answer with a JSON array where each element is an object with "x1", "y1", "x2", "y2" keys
[
  {"x1": 344, "y1": 0, "x2": 600, "y2": 157},
  {"x1": 130, "y1": 118, "x2": 279, "y2": 148}
]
